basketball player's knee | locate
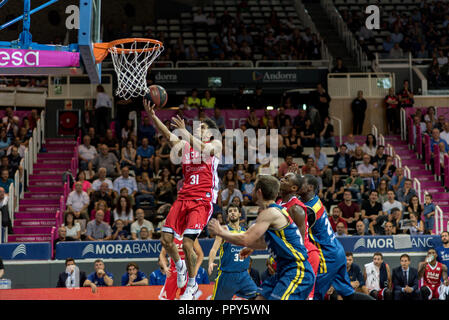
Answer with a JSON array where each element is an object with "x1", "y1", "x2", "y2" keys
[{"x1": 160, "y1": 232, "x2": 173, "y2": 249}]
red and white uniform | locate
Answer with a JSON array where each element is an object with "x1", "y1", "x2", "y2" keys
[
  {"x1": 163, "y1": 142, "x2": 219, "y2": 238},
  {"x1": 277, "y1": 195, "x2": 320, "y2": 299},
  {"x1": 421, "y1": 262, "x2": 444, "y2": 300},
  {"x1": 159, "y1": 237, "x2": 187, "y2": 300}
]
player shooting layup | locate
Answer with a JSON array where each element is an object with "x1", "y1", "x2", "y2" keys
[{"x1": 143, "y1": 99, "x2": 221, "y2": 300}]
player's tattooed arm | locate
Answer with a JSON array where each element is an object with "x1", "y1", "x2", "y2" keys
[
  {"x1": 442, "y1": 264, "x2": 449, "y2": 286},
  {"x1": 417, "y1": 261, "x2": 426, "y2": 279}
]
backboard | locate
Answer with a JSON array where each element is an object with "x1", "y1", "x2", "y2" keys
[{"x1": 79, "y1": 0, "x2": 102, "y2": 84}]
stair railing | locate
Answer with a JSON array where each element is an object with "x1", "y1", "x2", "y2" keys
[
  {"x1": 445, "y1": 154, "x2": 449, "y2": 189},
  {"x1": 413, "y1": 178, "x2": 423, "y2": 204},
  {"x1": 394, "y1": 154, "x2": 402, "y2": 169},
  {"x1": 434, "y1": 144, "x2": 441, "y2": 181},
  {"x1": 330, "y1": 116, "x2": 342, "y2": 146},
  {"x1": 403, "y1": 166, "x2": 411, "y2": 180},
  {"x1": 400, "y1": 108, "x2": 407, "y2": 141},
  {"x1": 435, "y1": 205, "x2": 444, "y2": 234}
]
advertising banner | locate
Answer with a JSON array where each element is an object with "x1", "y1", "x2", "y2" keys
[
  {"x1": 141, "y1": 109, "x2": 299, "y2": 129},
  {"x1": 336, "y1": 235, "x2": 440, "y2": 254},
  {"x1": 55, "y1": 239, "x2": 269, "y2": 260},
  {"x1": 0, "y1": 48, "x2": 80, "y2": 68},
  {"x1": 0, "y1": 243, "x2": 51, "y2": 260}
]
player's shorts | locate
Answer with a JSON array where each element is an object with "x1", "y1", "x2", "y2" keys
[
  {"x1": 211, "y1": 270, "x2": 259, "y2": 300},
  {"x1": 313, "y1": 247, "x2": 355, "y2": 300},
  {"x1": 260, "y1": 261, "x2": 315, "y2": 300},
  {"x1": 307, "y1": 249, "x2": 320, "y2": 299},
  {"x1": 162, "y1": 199, "x2": 213, "y2": 239},
  {"x1": 159, "y1": 266, "x2": 186, "y2": 300},
  {"x1": 422, "y1": 284, "x2": 442, "y2": 300}
]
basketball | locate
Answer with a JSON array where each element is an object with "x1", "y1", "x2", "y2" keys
[{"x1": 145, "y1": 85, "x2": 168, "y2": 108}]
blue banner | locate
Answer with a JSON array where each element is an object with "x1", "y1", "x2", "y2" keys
[
  {"x1": 336, "y1": 235, "x2": 441, "y2": 253},
  {"x1": 56, "y1": 235, "x2": 441, "y2": 260},
  {"x1": 0, "y1": 242, "x2": 51, "y2": 260},
  {"x1": 56, "y1": 239, "x2": 269, "y2": 260}
]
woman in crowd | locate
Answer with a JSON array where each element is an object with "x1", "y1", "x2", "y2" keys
[
  {"x1": 121, "y1": 139, "x2": 137, "y2": 170},
  {"x1": 285, "y1": 127, "x2": 303, "y2": 157},
  {"x1": 63, "y1": 211, "x2": 81, "y2": 241},
  {"x1": 112, "y1": 196, "x2": 134, "y2": 230},
  {"x1": 72, "y1": 171, "x2": 93, "y2": 195},
  {"x1": 362, "y1": 133, "x2": 377, "y2": 157},
  {"x1": 407, "y1": 195, "x2": 423, "y2": 221}
]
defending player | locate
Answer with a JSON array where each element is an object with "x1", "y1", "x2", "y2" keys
[
  {"x1": 418, "y1": 248, "x2": 449, "y2": 300},
  {"x1": 208, "y1": 175, "x2": 315, "y2": 300},
  {"x1": 277, "y1": 172, "x2": 320, "y2": 299},
  {"x1": 297, "y1": 174, "x2": 374, "y2": 300},
  {"x1": 208, "y1": 204, "x2": 259, "y2": 300},
  {"x1": 143, "y1": 99, "x2": 221, "y2": 300},
  {"x1": 158, "y1": 237, "x2": 204, "y2": 300}
]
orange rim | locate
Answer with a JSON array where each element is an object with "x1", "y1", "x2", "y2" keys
[{"x1": 93, "y1": 38, "x2": 163, "y2": 63}]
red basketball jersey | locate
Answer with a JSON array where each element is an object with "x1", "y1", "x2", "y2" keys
[
  {"x1": 277, "y1": 196, "x2": 319, "y2": 254},
  {"x1": 422, "y1": 262, "x2": 444, "y2": 289},
  {"x1": 177, "y1": 142, "x2": 219, "y2": 203}
]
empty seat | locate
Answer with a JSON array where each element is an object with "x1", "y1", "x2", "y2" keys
[
  {"x1": 156, "y1": 19, "x2": 168, "y2": 25},
  {"x1": 197, "y1": 46, "x2": 209, "y2": 53},
  {"x1": 132, "y1": 25, "x2": 143, "y2": 31},
  {"x1": 169, "y1": 25, "x2": 180, "y2": 31},
  {"x1": 184, "y1": 39, "x2": 194, "y2": 45},
  {"x1": 169, "y1": 32, "x2": 181, "y2": 38},
  {"x1": 169, "y1": 19, "x2": 180, "y2": 25},
  {"x1": 196, "y1": 39, "x2": 208, "y2": 45},
  {"x1": 196, "y1": 32, "x2": 207, "y2": 38},
  {"x1": 182, "y1": 32, "x2": 194, "y2": 38},
  {"x1": 181, "y1": 12, "x2": 192, "y2": 18}
]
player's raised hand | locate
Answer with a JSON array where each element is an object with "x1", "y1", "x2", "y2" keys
[
  {"x1": 170, "y1": 115, "x2": 186, "y2": 130},
  {"x1": 239, "y1": 247, "x2": 254, "y2": 259},
  {"x1": 208, "y1": 218, "x2": 222, "y2": 237},
  {"x1": 143, "y1": 98, "x2": 156, "y2": 117},
  {"x1": 208, "y1": 262, "x2": 217, "y2": 275}
]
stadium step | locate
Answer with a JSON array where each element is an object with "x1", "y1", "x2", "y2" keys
[
  {"x1": 28, "y1": 186, "x2": 63, "y2": 193},
  {"x1": 33, "y1": 169, "x2": 67, "y2": 175},
  {"x1": 24, "y1": 192, "x2": 62, "y2": 199},
  {"x1": 28, "y1": 180, "x2": 63, "y2": 186},
  {"x1": 7, "y1": 234, "x2": 52, "y2": 242},
  {"x1": 34, "y1": 163, "x2": 69, "y2": 169},
  {"x1": 17, "y1": 205, "x2": 59, "y2": 213},
  {"x1": 15, "y1": 212, "x2": 57, "y2": 219},
  {"x1": 12, "y1": 226, "x2": 54, "y2": 234},
  {"x1": 37, "y1": 153, "x2": 72, "y2": 159},
  {"x1": 29, "y1": 174, "x2": 62, "y2": 180},
  {"x1": 20, "y1": 198, "x2": 60, "y2": 205},
  {"x1": 13, "y1": 219, "x2": 56, "y2": 227}
]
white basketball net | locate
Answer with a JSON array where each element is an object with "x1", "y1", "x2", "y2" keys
[{"x1": 109, "y1": 40, "x2": 164, "y2": 100}]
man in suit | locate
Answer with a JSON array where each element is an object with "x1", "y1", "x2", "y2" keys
[
  {"x1": 392, "y1": 253, "x2": 420, "y2": 300},
  {"x1": 57, "y1": 258, "x2": 95, "y2": 292}
]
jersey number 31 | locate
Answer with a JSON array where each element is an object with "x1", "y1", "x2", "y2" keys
[{"x1": 189, "y1": 174, "x2": 199, "y2": 185}]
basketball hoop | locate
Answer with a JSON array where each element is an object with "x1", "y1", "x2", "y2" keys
[{"x1": 93, "y1": 38, "x2": 164, "y2": 100}]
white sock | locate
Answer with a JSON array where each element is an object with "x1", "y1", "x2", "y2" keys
[
  {"x1": 188, "y1": 277, "x2": 196, "y2": 286},
  {"x1": 175, "y1": 259, "x2": 184, "y2": 271}
]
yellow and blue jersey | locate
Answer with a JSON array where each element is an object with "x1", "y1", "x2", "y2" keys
[
  {"x1": 303, "y1": 195, "x2": 354, "y2": 299},
  {"x1": 218, "y1": 225, "x2": 250, "y2": 273},
  {"x1": 305, "y1": 195, "x2": 342, "y2": 265},
  {"x1": 264, "y1": 203, "x2": 308, "y2": 273}
]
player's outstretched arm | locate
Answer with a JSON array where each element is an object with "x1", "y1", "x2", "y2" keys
[
  {"x1": 171, "y1": 115, "x2": 222, "y2": 157},
  {"x1": 208, "y1": 235, "x2": 223, "y2": 275},
  {"x1": 143, "y1": 98, "x2": 183, "y2": 148},
  {"x1": 208, "y1": 211, "x2": 270, "y2": 248},
  {"x1": 193, "y1": 239, "x2": 204, "y2": 276}
]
